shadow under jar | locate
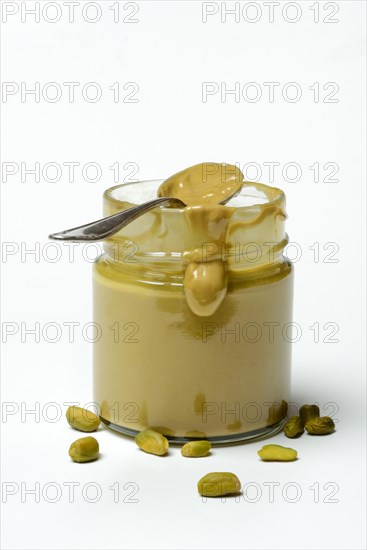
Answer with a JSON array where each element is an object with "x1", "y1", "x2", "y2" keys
[{"x1": 93, "y1": 180, "x2": 294, "y2": 443}]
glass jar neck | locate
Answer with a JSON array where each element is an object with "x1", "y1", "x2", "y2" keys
[
  {"x1": 102, "y1": 180, "x2": 287, "y2": 261},
  {"x1": 100, "y1": 180, "x2": 289, "y2": 302},
  {"x1": 102, "y1": 236, "x2": 289, "y2": 272}
]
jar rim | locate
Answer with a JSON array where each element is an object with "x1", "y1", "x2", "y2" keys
[
  {"x1": 101, "y1": 179, "x2": 288, "y2": 272},
  {"x1": 103, "y1": 179, "x2": 285, "y2": 211}
]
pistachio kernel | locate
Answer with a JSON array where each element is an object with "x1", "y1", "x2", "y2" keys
[
  {"x1": 197, "y1": 472, "x2": 241, "y2": 497},
  {"x1": 135, "y1": 429, "x2": 169, "y2": 456},
  {"x1": 305, "y1": 416, "x2": 335, "y2": 435},
  {"x1": 69, "y1": 436, "x2": 99, "y2": 463}
]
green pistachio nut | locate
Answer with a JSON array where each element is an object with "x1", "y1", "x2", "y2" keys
[
  {"x1": 197, "y1": 472, "x2": 241, "y2": 497},
  {"x1": 66, "y1": 406, "x2": 101, "y2": 432},
  {"x1": 284, "y1": 416, "x2": 304, "y2": 438},
  {"x1": 257, "y1": 444, "x2": 297, "y2": 461},
  {"x1": 181, "y1": 440, "x2": 211, "y2": 457},
  {"x1": 299, "y1": 404, "x2": 320, "y2": 426},
  {"x1": 305, "y1": 416, "x2": 335, "y2": 435},
  {"x1": 135, "y1": 429, "x2": 169, "y2": 456},
  {"x1": 69, "y1": 436, "x2": 99, "y2": 463}
]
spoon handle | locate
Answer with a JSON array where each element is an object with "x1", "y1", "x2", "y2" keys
[{"x1": 48, "y1": 197, "x2": 186, "y2": 242}]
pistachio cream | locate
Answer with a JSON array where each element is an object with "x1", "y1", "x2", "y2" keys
[
  {"x1": 157, "y1": 162, "x2": 243, "y2": 206},
  {"x1": 93, "y1": 164, "x2": 293, "y2": 441},
  {"x1": 159, "y1": 163, "x2": 241, "y2": 316}
]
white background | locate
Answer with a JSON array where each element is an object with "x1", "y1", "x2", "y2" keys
[{"x1": 1, "y1": 1, "x2": 366, "y2": 549}]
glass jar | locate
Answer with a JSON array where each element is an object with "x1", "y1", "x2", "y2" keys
[{"x1": 93, "y1": 180, "x2": 293, "y2": 443}]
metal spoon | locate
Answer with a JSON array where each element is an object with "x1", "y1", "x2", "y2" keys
[{"x1": 49, "y1": 187, "x2": 241, "y2": 242}]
